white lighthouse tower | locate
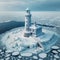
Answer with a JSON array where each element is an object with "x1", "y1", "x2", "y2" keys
[
  {"x1": 24, "y1": 8, "x2": 32, "y2": 37},
  {"x1": 25, "y1": 8, "x2": 31, "y2": 31}
]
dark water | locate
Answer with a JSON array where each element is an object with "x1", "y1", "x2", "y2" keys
[{"x1": 0, "y1": 21, "x2": 24, "y2": 34}]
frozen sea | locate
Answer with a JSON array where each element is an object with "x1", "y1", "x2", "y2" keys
[
  {"x1": 0, "y1": 11, "x2": 60, "y2": 47},
  {"x1": 0, "y1": 11, "x2": 60, "y2": 60},
  {"x1": 0, "y1": 11, "x2": 60, "y2": 27},
  {"x1": 0, "y1": 11, "x2": 60, "y2": 34}
]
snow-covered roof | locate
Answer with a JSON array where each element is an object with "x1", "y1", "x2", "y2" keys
[
  {"x1": 26, "y1": 8, "x2": 30, "y2": 11},
  {"x1": 30, "y1": 24, "x2": 41, "y2": 29}
]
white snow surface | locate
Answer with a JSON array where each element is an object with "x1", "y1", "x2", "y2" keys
[{"x1": 1, "y1": 27, "x2": 58, "y2": 53}]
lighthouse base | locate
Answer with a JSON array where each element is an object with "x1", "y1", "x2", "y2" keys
[{"x1": 24, "y1": 30, "x2": 32, "y2": 37}]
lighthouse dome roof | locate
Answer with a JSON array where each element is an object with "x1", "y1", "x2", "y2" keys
[{"x1": 26, "y1": 8, "x2": 30, "y2": 11}]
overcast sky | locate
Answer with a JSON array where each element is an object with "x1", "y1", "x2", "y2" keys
[{"x1": 0, "y1": 0, "x2": 60, "y2": 11}]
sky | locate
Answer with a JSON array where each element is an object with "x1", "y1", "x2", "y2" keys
[{"x1": 0, "y1": 0, "x2": 60, "y2": 11}]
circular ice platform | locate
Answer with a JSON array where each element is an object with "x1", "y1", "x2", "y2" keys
[{"x1": 1, "y1": 27, "x2": 58, "y2": 54}]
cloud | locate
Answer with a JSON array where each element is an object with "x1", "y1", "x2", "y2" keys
[{"x1": 0, "y1": 0, "x2": 60, "y2": 11}]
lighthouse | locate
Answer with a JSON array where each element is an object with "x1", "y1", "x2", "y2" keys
[
  {"x1": 24, "y1": 8, "x2": 42, "y2": 37},
  {"x1": 25, "y1": 8, "x2": 31, "y2": 31},
  {"x1": 24, "y1": 8, "x2": 32, "y2": 37}
]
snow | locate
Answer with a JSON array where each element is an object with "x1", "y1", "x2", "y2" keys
[
  {"x1": 52, "y1": 50, "x2": 58, "y2": 54},
  {"x1": 12, "y1": 51, "x2": 19, "y2": 56},
  {"x1": 33, "y1": 56, "x2": 38, "y2": 59},
  {"x1": 1, "y1": 26, "x2": 58, "y2": 54},
  {"x1": 51, "y1": 46, "x2": 59, "y2": 49},
  {"x1": 39, "y1": 59, "x2": 43, "y2": 60},
  {"x1": 21, "y1": 52, "x2": 32, "y2": 57},
  {"x1": 5, "y1": 54, "x2": 11, "y2": 58},
  {"x1": 0, "y1": 49, "x2": 2, "y2": 52},
  {"x1": 6, "y1": 50, "x2": 12, "y2": 53},
  {"x1": 39, "y1": 53, "x2": 47, "y2": 58},
  {"x1": 30, "y1": 24, "x2": 41, "y2": 29},
  {"x1": 57, "y1": 50, "x2": 60, "y2": 52},
  {"x1": 54, "y1": 55, "x2": 59, "y2": 58}
]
